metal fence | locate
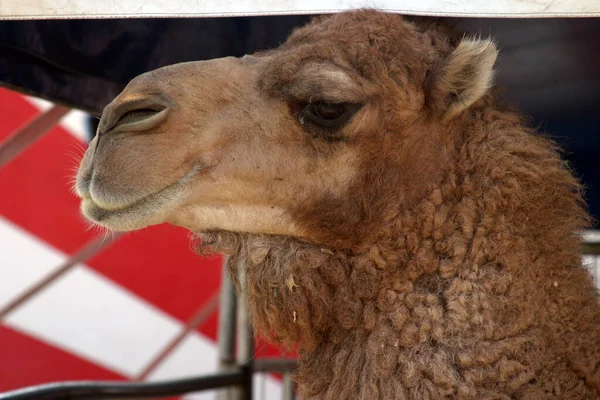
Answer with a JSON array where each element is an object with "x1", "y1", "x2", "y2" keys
[{"x1": 0, "y1": 105, "x2": 599, "y2": 400}]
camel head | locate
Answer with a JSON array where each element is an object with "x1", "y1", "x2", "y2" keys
[{"x1": 75, "y1": 10, "x2": 498, "y2": 249}]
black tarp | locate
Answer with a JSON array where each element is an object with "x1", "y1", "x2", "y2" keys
[{"x1": 0, "y1": 16, "x2": 598, "y2": 224}]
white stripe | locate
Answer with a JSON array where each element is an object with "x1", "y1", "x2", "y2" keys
[
  {"x1": 253, "y1": 373, "x2": 284, "y2": 400},
  {"x1": 0, "y1": 215, "x2": 65, "y2": 310},
  {"x1": 582, "y1": 255, "x2": 600, "y2": 286},
  {"x1": 583, "y1": 230, "x2": 600, "y2": 243},
  {"x1": 147, "y1": 333, "x2": 218, "y2": 400},
  {"x1": 5, "y1": 265, "x2": 183, "y2": 377},
  {"x1": 24, "y1": 96, "x2": 90, "y2": 143}
]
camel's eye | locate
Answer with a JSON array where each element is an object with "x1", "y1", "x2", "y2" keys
[
  {"x1": 310, "y1": 102, "x2": 346, "y2": 120},
  {"x1": 299, "y1": 101, "x2": 360, "y2": 130}
]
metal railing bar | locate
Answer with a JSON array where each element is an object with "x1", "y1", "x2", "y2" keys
[
  {"x1": 581, "y1": 242, "x2": 600, "y2": 255},
  {"x1": 0, "y1": 370, "x2": 245, "y2": 400},
  {"x1": 218, "y1": 259, "x2": 237, "y2": 369},
  {"x1": 136, "y1": 289, "x2": 220, "y2": 380},
  {"x1": 282, "y1": 373, "x2": 296, "y2": 400},
  {"x1": 235, "y1": 258, "x2": 254, "y2": 400},
  {"x1": 0, "y1": 105, "x2": 70, "y2": 169},
  {"x1": 253, "y1": 359, "x2": 298, "y2": 374},
  {"x1": 217, "y1": 257, "x2": 237, "y2": 400},
  {"x1": 0, "y1": 233, "x2": 122, "y2": 320}
]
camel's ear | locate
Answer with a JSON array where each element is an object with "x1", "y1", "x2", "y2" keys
[{"x1": 430, "y1": 38, "x2": 498, "y2": 121}]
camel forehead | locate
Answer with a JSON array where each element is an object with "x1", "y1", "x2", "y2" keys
[
  {"x1": 256, "y1": 12, "x2": 435, "y2": 97},
  {"x1": 285, "y1": 11, "x2": 415, "y2": 46}
]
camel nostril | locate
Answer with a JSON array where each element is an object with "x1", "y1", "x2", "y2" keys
[
  {"x1": 99, "y1": 95, "x2": 170, "y2": 136},
  {"x1": 116, "y1": 108, "x2": 161, "y2": 126}
]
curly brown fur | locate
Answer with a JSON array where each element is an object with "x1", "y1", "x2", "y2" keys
[
  {"x1": 196, "y1": 12, "x2": 600, "y2": 400},
  {"x1": 199, "y1": 106, "x2": 599, "y2": 398}
]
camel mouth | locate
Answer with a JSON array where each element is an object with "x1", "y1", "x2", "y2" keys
[
  {"x1": 79, "y1": 165, "x2": 203, "y2": 230},
  {"x1": 81, "y1": 182, "x2": 174, "y2": 225}
]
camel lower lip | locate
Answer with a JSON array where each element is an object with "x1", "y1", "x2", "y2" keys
[
  {"x1": 81, "y1": 197, "x2": 133, "y2": 221},
  {"x1": 80, "y1": 194, "x2": 134, "y2": 212},
  {"x1": 79, "y1": 183, "x2": 167, "y2": 223},
  {"x1": 82, "y1": 187, "x2": 165, "y2": 219}
]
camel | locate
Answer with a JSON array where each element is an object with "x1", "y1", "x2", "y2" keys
[{"x1": 74, "y1": 10, "x2": 600, "y2": 399}]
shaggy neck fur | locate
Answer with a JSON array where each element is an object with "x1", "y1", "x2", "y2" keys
[{"x1": 198, "y1": 102, "x2": 599, "y2": 399}]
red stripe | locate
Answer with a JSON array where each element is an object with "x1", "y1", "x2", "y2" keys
[
  {"x1": 0, "y1": 326, "x2": 125, "y2": 391},
  {"x1": 0, "y1": 89, "x2": 40, "y2": 141}
]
